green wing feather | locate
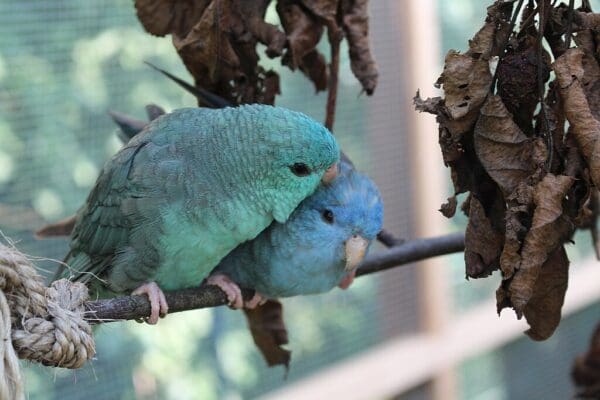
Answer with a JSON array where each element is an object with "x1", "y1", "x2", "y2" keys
[
  {"x1": 55, "y1": 105, "x2": 340, "y2": 295},
  {"x1": 59, "y1": 128, "x2": 179, "y2": 289}
]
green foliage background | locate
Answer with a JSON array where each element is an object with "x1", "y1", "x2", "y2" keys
[{"x1": 1, "y1": 1, "x2": 599, "y2": 399}]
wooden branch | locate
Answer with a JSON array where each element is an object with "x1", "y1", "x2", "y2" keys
[
  {"x1": 325, "y1": 23, "x2": 343, "y2": 131},
  {"x1": 356, "y1": 231, "x2": 465, "y2": 277},
  {"x1": 376, "y1": 229, "x2": 404, "y2": 247},
  {"x1": 83, "y1": 232, "x2": 466, "y2": 323},
  {"x1": 85, "y1": 285, "x2": 256, "y2": 323}
]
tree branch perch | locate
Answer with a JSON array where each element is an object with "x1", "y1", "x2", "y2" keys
[{"x1": 84, "y1": 232, "x2": 466, "y2": 323}]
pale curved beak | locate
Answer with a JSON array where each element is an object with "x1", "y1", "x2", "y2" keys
[
  {"x1": 321, "y1": 163, "x2": 339, "y2": 184},
  {"x1": 344, "y1": 235, "x2": 369, "y2": 271}
]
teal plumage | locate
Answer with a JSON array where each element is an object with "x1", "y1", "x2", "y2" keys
[{"x1": 60, "y1": 105, "x2": 339, "y2": 320}]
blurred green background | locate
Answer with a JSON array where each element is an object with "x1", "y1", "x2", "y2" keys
[
  {"x1": 1, "y1": 1, "x2": 599, "y2": 399},
  {"x1": 0, "y1": 2, "x2": 387, "y2": 399}
]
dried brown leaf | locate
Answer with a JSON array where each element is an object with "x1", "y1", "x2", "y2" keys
[
  {"x1": 574, "y1": 198, "x2": 594, "y2": 229},
  {"x1": 500, "y1": 216, "x2": 523, "y2": 278},
  {"x1": 415, "y1": 0, "x2": 596, "y2": 344},
  {"x1": 508, "y1": 174, "x2": 575, "y2": 314},
  {"x1": 414, "y1": 2, "x2": 518, "y2": 210},
  {"x1": 484, "y1": 0, "x2": 515, "y2": 51},
  {"x1": 260, "y1": 70, "x2": 282, "y2": 105},
  {"x1": 448, "y1": 154, "x2": 477, "y2": 196},
  {"x1": 467, "y1": 0, "x2": 514, "y2": 59},
  {"x1": 522, "y1": 245, "x2": 569, "y2": 341},
  {"x1": 278, "y1": 1, "x2": 323, "y2": 68},
  {"x1": 573, "y1": 32, "x2": 600, "y2": 121},
  {"x1": 474, "y1": 95, "x2": 546, "y2": 196},
  {"x1": 554, "y1": 48, "x2": 600, "y2": 188},
  {"x1": 573, "y1": 10, "x2": 600, "y2": 31},
  {"x1": 497, "y1": 42, "x2": 550, "y2": 135},
  {"x1": 340, "y1": 0, "x2": 378, "y2": 94},
  {"x1": 541, "y1": 82, "x2": 567, "y2": 173},
  {"x1": 240, "y1": 3, "x2": 287, "y2": 59},
  {"x1": 467, "y1": 19, "x2": 497, "y2": 59},
  {"x1": 416, "y1": 96, "x2": 480, "y2": 202},
  {"x1": 432, "y1": 0, "x2": 514, "y2": 128},
  {"x1": 562, "y1": 135, "x2": 596, "y2": 252},
  {"x1": 440, "y1": 195, "x2": 458, "y2": 218},
  {"x1": 277, "y1": 0, "x2": 328, "y2": 92},
  {"x1": 172, "y1": 1, "x2": 240, "y2": 94},
  {"x1": 572, "y1": 322, "x2": 600, "y2": 398},
  {"x1": 298, "y1": 51, "x2": 328, "y2": 92},
  {"x1": 136, "y1": 0, "x2": 376, "y2": 102},
  {"x1": 461, "y1": 192, "x2": 472, "y2": 216},
  {"x1": 413, "y1": 92, "x2": 443, "y2": 115},
  {"x1": 301, "y1": 0, "x2": 338, "y2": 25},
  {"x1": 574, "y1": 28, "x2": 598, "y2": 60},
  {"x1": 437, "y1": 128, "x2": 465, "y2": 164},
  {"x1": 414, "y1": 92, "x2": 475, "y2": 193},
  {"x1": 589, "y1": 191, "x2": 600, "y2": 260},
  {"x1": 243, "y1": 299, "x2": 291, "y2": 369},
  {"x1": 544, "y1": 4, "x2": 570, "y2": 57},
  {"x1": 35, "y1": 215, "x2": 76, "y2": 238},
  {"x1": 290, "y1": 0, "x2": 341, "y2": 95},
  {"x1": 500, "y1": 182, "x2": 534, "y2": 278},
  {"x1": 565, "y1": 132, "x2": 586, "y2": 177},
  {"x1": 134, "y1": 0, "x2": 210, "y2": 37},
  {"x1": 438, "y1": 51, "x2": 492, "y2": 121},
  {"x1": 291, "y1": 0, "x2": 378, "y2": 93},
  {"x1": 464, "y1": 196, "x2": 504, "y2": 278},
  {"x1": 136, "y1": 0, "x2": 285, "y2": 105}
]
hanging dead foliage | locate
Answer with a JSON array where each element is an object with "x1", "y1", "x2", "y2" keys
[
  {"x1": 573, "y1": 321, "x2": 600, "y2": 398},
  {"x1": 416, "y1": 0, "x2": 600, "y2": 339},
  {"x1": 243, "y1": 300, "x2": 290, "y2": 370},
  {"x1": 134, "y1": 0, "x2": 378, "y2": 105}
]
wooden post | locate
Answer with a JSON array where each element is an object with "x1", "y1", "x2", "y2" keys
[{"x1": 399, "y1": 1, "x2": 458, "y2": 399}]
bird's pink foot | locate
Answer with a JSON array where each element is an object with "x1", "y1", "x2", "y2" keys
[
  {"x1": 206, "y1": 273, "x2": 267, "y2": 309},
  {"x1": 207, "y1": 273, "x2": 244, "y2": 309},
  {"x1": 245, "y1": 291, "x2": 268, "y2": 309},
  {"x1": 132, "y1": 282, "x2": 169, "y2": 324},
  {"x1": 338, "y1": 270, "x2": 357, "y2": 290}
]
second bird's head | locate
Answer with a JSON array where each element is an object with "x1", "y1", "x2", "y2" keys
[{"x1": 291, "y1": 161, "x2": 384, "y2": 270}]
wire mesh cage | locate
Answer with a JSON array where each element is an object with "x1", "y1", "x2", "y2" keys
[
  {"x1": 0, "y1": 1, "x2": 419, "y2": 399},
  {"x1": 1, "y1": 1, "x2": 599, "y2": 399}
]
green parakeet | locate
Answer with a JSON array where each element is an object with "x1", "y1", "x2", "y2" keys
[{"x1": 58, "y1": 105, "x2": 340, "y2": 323}]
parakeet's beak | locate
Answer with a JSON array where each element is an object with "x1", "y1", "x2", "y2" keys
[
  {"x1": 344, "y1": 235, "x2": 369, "y2": 271},
  {"x1": 322, "y1": 163, "x2": 339, "y2": 184}
]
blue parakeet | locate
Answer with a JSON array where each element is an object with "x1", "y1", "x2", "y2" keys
[
  {"x1": 210, "y1": 160, "x2": 383, "y2": 306},
  {"x1": 58, "y1": 105, "x2": 340, "y2": 323}
]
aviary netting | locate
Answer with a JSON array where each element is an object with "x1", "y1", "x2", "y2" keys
[{"x1": 1, "y1": 0, "x2": 600, "y2": 398}]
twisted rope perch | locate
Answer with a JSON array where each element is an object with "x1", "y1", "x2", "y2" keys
[{"x1": 0, "y1": 243, "x2": 95, "y2": 400}]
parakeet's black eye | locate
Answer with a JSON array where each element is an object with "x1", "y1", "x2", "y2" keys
[
  {"x1": 290, "y1": 163, "x2": 311, "y2": 177},
  {"x1": 321, "y1": 209, "x2": 334, "y2": 224}
]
